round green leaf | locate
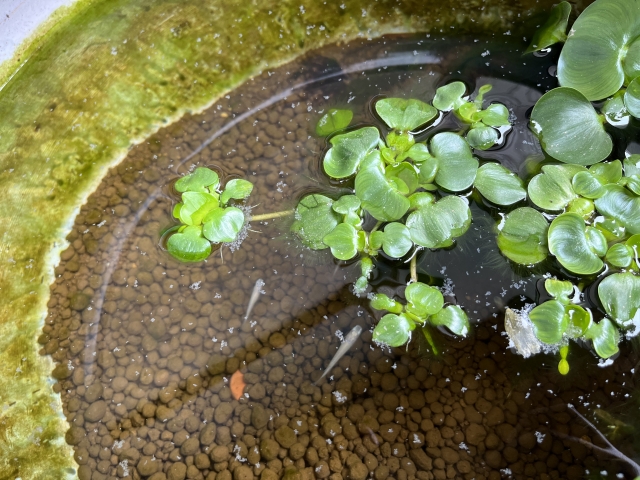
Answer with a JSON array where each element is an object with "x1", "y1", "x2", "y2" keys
[
  {"x1": 565, "y1": 305, "x2": 592, "y2": 338},
  {"x1": 594, "y1": 184, "x2": 640, "y2": 234},
  {"x1": 474, "y1": 163, "x2": 526, "y2": 206},
  {"x1": 566, "y1": 197, "x2": 595, "y2": 219},
  {"x1": 370, "y1": 293, "x2": 403, "y2": 314},
  {"x1": 220, "y1": 179, "x2": 253, "y2": 204},
  {"x1": 431, "y1": 132, "x2": 479, "y2": 192},
  {"x1": 595, "y1": 216, "x2": 627, "y2": 242},
  {"x1": 355, "y1": 160, "x2": 410, "y2": 222},
  {"x1": 432, "y1": 81, "x2": 467, "y2": 112},
  {"x1": 525, "y1": 1, "x2": 571, "y2": 53},
  {"x1": 323, "y1": 127, "x2": 380, "y2": 179},
  {"x1": 323, "y1": 223, "x2": 361, "y2": 261},
  {"x1": 625, "y1": 76, "x2": 640, "y2": 118},
  {"x1": 375, "y1": 98, "x2": 437, "y2": 131},
  {"x1": 175, "y1": 167, "x2": 219, "y2": 193},
  {"x1": 557, "y1": 0, "x2": 640, "y2": 100},
  {"x1": 585, "y1": 318, "x2": 620, "y2": 359},
  {"x1": 179, "y1": 192, "x2": 219, "y2": 226},
  {"x1": 585, "y1": 226, "x2": 608, "y2": 257},
  {"x1": 544, "y1": 278, "x2": 574, "y2": 304},
  {"x1": 405, "y1": 282, "x2": 444, "y2": 318},
  {"x1": 548, "y1": 213, "x2": 604, "y2": 275},
  {"x1": 530, "y1": 87, "x2": 612, "y2": 165},
  {"x1": 379, "y1": 222, "x2": 413, "y2": 258},
  {"x1": 167, "y1": 226, "x2": 212, "y2": 262},
  {"x1": 466, "y1": 126, "x2": 498, "y2": 150},
  {"x1": 409, "y1": 192, "x2": 435, "y2": 210},
  {"x1": 572, "y1": 171, "x2": 604, "y2": 199},
  {"x1": 590, "y1": 160, "x2": 622, "y2": 184},
  {"x1": 602, "y1": 92, "x2": 630, "y2": 126},
  {"x1": 332, "y1": 195, "x2": 361, "y2": 215},
  {"x1": 373, "y1": 313, "x2": 414, "y2": 348},
  {"x1": 621, "y1": 175, "x2": 640, "y2": 196},
  {"x1": 385, "y1": 162, "x2": 419, "y2": 194},
  {"x1": 202, "y1": 206, "x2": 245, "y2": 244},
  {"x1": 316, "y1": 108, "x2": 353, "y2": 136},
  {"x1": 478, "y1": 103, "x2": 511, "y2": 127},
  {"x1": 605, "y1": 243, "x2": 634, "y2": 268},
  {"x1": 418, "y1": 157, "x2": 439, "y2": 185},
  {"x1": 497, "y1": 207, "x2": 549, "y2": 265},
  {"x1": 406, "y1": 195, "x2": 471, "y2": 249},
  {"x1": 529, "y1": 300, "x2": 567, "y2": 344},
  {"x1": 402, "y1": 143, "x2": 432, "y2": 163},
  {"x1": 598, "y1": 272, "x2": 640, "y2": 327},
  {"x1": 430, "y1": 305, "x2": 470, "y2": 337},
  {"x1": 291, "y1": 194, "x2": 341, "y2": 250},
  {"x1": 528, "y1": 164, "x2": 585, "y2": 211}
]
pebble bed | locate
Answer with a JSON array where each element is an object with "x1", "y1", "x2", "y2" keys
[{"x1": 41, "y1": 37, "x2": 639, "y2": 480}]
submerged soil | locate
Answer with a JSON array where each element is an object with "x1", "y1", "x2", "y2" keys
[{"x1": 42, "y1": 35, "x2": 640, "y2": 480}]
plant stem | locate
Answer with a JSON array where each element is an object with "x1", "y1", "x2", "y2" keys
[
  {"x1": 250, "y1": 209, "x2": 295, "y2": 221},
  {"x1": 410, "y1": 254, "x2": 417, "y2": 283},
  {"x1": 422, "y1": 327, "x2": 438, "y2": 355}
]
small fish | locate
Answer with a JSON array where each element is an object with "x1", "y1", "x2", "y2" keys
[
  {"x1": 243, "y1": 279, "x2": 265, "y2": 323},
  {"x1": 314, "y1": 325, "x2": 362, "y2": 385}
]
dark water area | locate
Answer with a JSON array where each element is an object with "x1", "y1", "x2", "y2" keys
[{"x1": 42, "y1": 34, "x2": 640, "y2": 480}]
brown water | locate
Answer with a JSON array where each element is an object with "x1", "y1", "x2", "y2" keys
[{"x1": 42, "y1": 34, "x2": 640, "y2": 480}]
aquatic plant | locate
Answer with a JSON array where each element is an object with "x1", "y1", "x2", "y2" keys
[{"x1": 167, "y1": 167, "x2": 254, "y2": 261}]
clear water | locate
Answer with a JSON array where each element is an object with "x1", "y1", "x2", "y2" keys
[{"x1": 43, "y1": 34, "x2": 640, "y2": 480}]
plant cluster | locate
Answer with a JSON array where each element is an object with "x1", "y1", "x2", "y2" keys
[{"x1": 162, "y1": 0, "x2": 640, "y2": 375}]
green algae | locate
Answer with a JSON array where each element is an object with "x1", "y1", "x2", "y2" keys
[{"x1": 0, "y1": 0, "x2": 584, "y2": 477}]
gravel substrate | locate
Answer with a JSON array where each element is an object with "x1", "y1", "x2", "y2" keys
[{"x1": 42, "y1": 36, "x2": 640, "y2": 480}]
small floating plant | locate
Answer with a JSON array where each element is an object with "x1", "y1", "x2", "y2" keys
[{"x1": 162, "y1": 0, "x2": 640, "y2": 376}]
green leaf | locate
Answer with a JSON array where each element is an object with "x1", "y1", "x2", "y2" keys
[
  {"x1": 478, "y1": 103, "x2": 511, "y2": 127},
  {"x1": 621, "y1": 175, "x2": 640, "y2": 196},
  {"x1": 466, "y1": 126, "x2": 498, "y2": 150},
  {"x1": 625, "y1": 76, "x2": 640, "y2": 118},
  {"x1": 598, "y1": 272, "x2": 640, "y2": 327},
  {"x1": 406, "y1": 195, "x2": 471, "y2": 249},
  {"x1": 602, "y1": 91, "x2": 630, "y2": 126},
  {"x1": 497, "y1": 207, "x2": 549, "y2": 265},
  {"x1": 405, "y1": 282, "x2": 444, "y2": 318},
  {"x1": 167, "y1": 225, "x2": 212, "y2": 262},
  {"x1": 402, "y1": 143, "x2": 432, "y2": 163},
  {"x1": 605, "y1": 243, "x2": 634, "y2": 268},
  {"x1": 590, "y1": 160, "x2": 623, "y2": 184},
  {"x1": 565, "y1": 305, "x2": 592, "y2": 338},
  {"x1": 530, "y1": 87, "x2": 612, "y2": 165},
  {"x1": 386, "y1": 131, "x2": 415, "y2": 154},
  {"x1": 474, "y1": 163, "x2": 526, "y2": 205},
  {"x1": 584, "y1": 318, "x2": 620, "y2": 359},
  {"x1": 528, "y1": 164, "x2": 585, "y2": 211},
  {"x1": 432, "y1": 82, "x2": 467, "y2": 112},
  {"x1": 557, "y1": 0, "x2": 640, "y2": 100},
  {"x1": 373, "y1": 313, "x2": 414, "y2": 347},
  {"x1": 291, "y1": 194, "x2": 341, "y2": 250},
  {"x1": 594, "y1": 184, "x2": 640, "y2": 235},
  {"x1": 220, "y1": 179, "x2": 253, "y2": 204},
  {"x1": 572, "y1": 171, "x2": 605, "y2": 199},
  {"x1": 595, "y1": 216, "x2": 627, "y2": 242},
  {"x1": 355, "y1": 158, "x2": 410, "y2": 222},
  {"x1": 370, "y1": 294, "x2": 403, "y2": 314},
  {"x1": 529, "y1": 300, "x2": 567, "y2": 344},
  {"x1": 175, "y1": 167, "x2": 220, "y2": 193},
  {"x1": 332, "y1": 195, "x2": 361, "y2": 215},
  {"x1": 525, "y1": 1, "x2": 571, "y2": 53},
  {"x1": 378, "y1": 222, "x2": 413, "y2": 258},
  {"x1": 548, "y1": 213, "x2": 604, "y2": 275},
  {"x1": 430, "y1": 305, "x2": 470, "y2": 337},
  {"x1": 409, "y1": 192, "x2": 435, "y2": 210},
  {"x1": 585, "y1": 226, "x2": 608, "y2": 257},
  {"x1": 172, "y1": 203, "x2": 182, "y2": 219},
  {"x1": 323, "y1": 127, "x2": 380, "y2": 179},
  {"x1": 567, "y1": 197, "x2": 595, "y2": 219},
  {"x1": 323, "y1": 223, "x2": 361, "y2": 260},
  {"x1": 545, "y1": 278, "x2": 574, "y2": 304},
  {"x1": 624, "y1": 155, "x2": 640, "y2": 177},
  {"x1": 431, "y1": 132, "x2": 479, "y2": 192},
  {"x1": 179, "y1": 192, "x2": 219, "y2": 226},
  {"x1": 202, "y1": 207, "x2": 245, "y2": 243},
  {"x1": 385, "y1": 162, "x2": 419, "y2": 194},
  {"x1": 375, "y1": 98, "x2": 437, "y2": 131},
  {"x1": 316, "y1": 108, "x2": 353, "y2": 136},
  {"x1": 417, "y1": 157, "x2": 439, "y2": 185}
]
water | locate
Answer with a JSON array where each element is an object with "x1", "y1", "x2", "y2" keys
[{"x1": 43, "y1": 34, "x2": 640, "y2": 480}]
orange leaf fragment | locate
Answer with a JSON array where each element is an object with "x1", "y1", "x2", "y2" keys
[{"x1": 230, "y1": 370, "x2": 246, "y2": 400}]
